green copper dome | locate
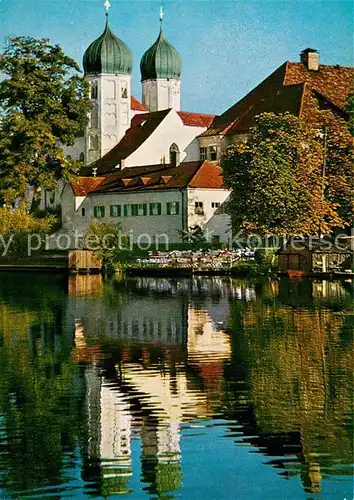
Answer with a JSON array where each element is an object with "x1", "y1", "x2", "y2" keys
[
  {"x1": 140, "y1": 29, "x2": 181, "y2": 81},
  {"x1": 83, "y1": 19, "x2": 132, "y2": 75}
]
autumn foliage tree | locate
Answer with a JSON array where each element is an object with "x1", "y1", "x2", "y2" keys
[
  {"x1": 221, "y1": 112, "x2": 353, "y2": 236},
  {"x1": 0, "y1": 37, "x2": 91, "y2": 203}
]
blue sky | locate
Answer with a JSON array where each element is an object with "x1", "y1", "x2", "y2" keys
[{"x1": 1, "y1": 0, "x2": 353, "y2": 114}]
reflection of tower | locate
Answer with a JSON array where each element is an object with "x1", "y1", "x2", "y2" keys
[
  {"x1": 99, "y1": 382, "x2": 132, "y2": 496},
  {"x1": 187, "y1": 307, "x2": 231, "y2": 390},
  {"x1": 83, "y1": 365, "x2": 132, "y2": 496},
  {"x1": 301, "y1": 455, "x2": 322, "y2": 494},
  {"x1": 141, "y1": 417, "x2": 182, "y2": 497}
]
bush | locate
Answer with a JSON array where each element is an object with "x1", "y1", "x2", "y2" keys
[
  {"x1": 0, "y1": 205, "x2": 57, "y2": 260},
  {"x1": 254, "y1": 248, "x2": 278, "y2": 272},
  {"x1": 85, "y1": 220, "x2": 129, "y2": 274}
]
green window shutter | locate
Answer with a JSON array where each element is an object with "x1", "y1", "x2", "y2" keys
[
  {"x1": 110, "y1": 205, "x2": 121, "y2": 217},
  {"x1": 175, "y1": 202, "x2": 180, "y2": 215},
  {"x1": 118, "y1": 205, "x2": 121, "y2": 217},
  {"x1": 93, "y1": 206, "x2": 98, "y2": 217},
  {"x1": 143, "y1": 204, "x2": 147, "y2": 216},
  {"x1": 124, "y1": 205, "x2": 128, "y2": 216},
  {"x1": 101, "y1": 206, "x2": 105, "y2": 217},
  {"x1": 149, "y1": 203, "x2": 153, "y2": 215},
  {"x1": 157, "y1": 203, "x2": 161, "y2": 215},
  {"x1": 166, "y1": 203, "x2": 171, "y2": 215}
]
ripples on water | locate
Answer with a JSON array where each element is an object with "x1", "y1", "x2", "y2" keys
[{"x1": 0, "y1": 273, "x2": 352, "y2": 499}]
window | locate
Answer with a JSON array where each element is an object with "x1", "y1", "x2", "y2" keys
[
  {"x1": 123, "y1": 204, "x2": 147, "y2": 216},
  {"x1": 91, "y1": 81, "x2": 98, "y2": 99},
  {"x1": 89, "y1": 135, "x2": 99, "y2": 151},
  {"x1": 93, "y1": 206, "x2": 105, "y2": 218},
  {"x1": 110, "y1": 205, "x2": 121, "y2": 217},
  {"x1": 81, "y1": 208, "x2": 86, "y2": 217},
  {"x1": 200, "y1": 147, "x2": 207, "y2": 161},
  {"x1": 169, "y1": 143, "x2": 180, "y2": 167},
  {"x1": 209, "y1": 145, "x2": 218, "y2": 161},
  {"x1": 124, "y1": 204, "x2": 133, "y2": 217},
  {"x1": 195, "y1": 201, "x2": 204, "y2": 215},
  {"x1": 211, "y1": 202, "x2": 220, "y2": 209},
  {"x1": 121, "y1": 87, "x2": 128, "y2": 99},
  {"x1": 149, "y1": 203, "x2": 162, "y2": 216},
  {"x1": 79, "y1": 152, "x2": 85, "y2": 162},
  {"x1": 166, "y1": 202, "x2": 180, "y2": 215},
  {"x1": 48, "y1": 191, "x2": 55, "y2": 205},
  {"x1": 138, "y1": 204, "x2": 147, "y2": 216}
]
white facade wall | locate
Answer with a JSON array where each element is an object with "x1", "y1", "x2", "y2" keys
[
  {"x1": 187, "y1": 188, "x2": 231, "y2": 243},
  {"x1": 125, "y1": 110, "x2": 207, "y2": 167},
  {"x1": 61, "y1": 183, "x2": 231, "y2": 246},
  {"x1": 62, "y1": 186, "x2": 186, "y2": 243},
  {"x1": 142, "y1": 78, "x2": 181, "y2": 112},
  {"x1": 63, "y1": 136, "x2": 86, "y2": 162},
  {"x1": 86, "y1": 74, "x2": 132, "y2": 164}
]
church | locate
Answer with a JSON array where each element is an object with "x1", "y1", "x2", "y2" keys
[
  {"x1": 61, "y1": 4, "x2": 232, "y2": 245},
  {"x1": 59, "y1": 3, "x2": 353, "y2": 246}
]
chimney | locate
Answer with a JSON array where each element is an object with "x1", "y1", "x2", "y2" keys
[{"x1": 300, "y1": 48, "x2": 320, "y2": 71}]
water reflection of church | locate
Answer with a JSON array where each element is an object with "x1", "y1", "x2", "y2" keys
[
  {"x1": 69, "y1": 275, "x2": 248, "y2": 496},
  {"x1": 66, "y1": 275, "x2": 353, "y2": 498}
]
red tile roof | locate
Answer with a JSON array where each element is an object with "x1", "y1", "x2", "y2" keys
[
  {"x1": 284, "y1": 62, "x2": 353, "y2": 110},
  {"x1": 71, "y1": 177, "x2": 106, "y2": 196},
  {"x1": 188, "y1": 161, "x2": 225, "y2": 189},
  {"x1": 201, "y1": 59, "x2": 354, "y2": 138},
  {"x1": 131, "y1": 96, "x2": 147, "y2": 111},
  {"x1": 72, "y1": 161, "x2": 226, "y2": 195},
  {"x1": 178, "y1": 111, "x2": 215, "y2": 128}
]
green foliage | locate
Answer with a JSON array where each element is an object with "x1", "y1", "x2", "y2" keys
[
  {"x1": 254, "y1": 248, "x2": 278, "y2": 272},
  {"x1": 86, "y1": 219, "x2": 129, "y2": 274},
  {"x1": 0, "y1": 204, "x2": 55, "y2": 235},
  {"x1": 0, "y1": 204, "x2": 56, "y2": 260},
  {"x1": 0, "y1": 36, "x2": 91, "y2": 202},
  {"x1": 221, "y1": 112, "x2": 353, "y2": 236}
]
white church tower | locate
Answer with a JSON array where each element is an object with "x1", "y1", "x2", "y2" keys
[
  {"x1": 83, "y1": 1, "x2": 133, "y2": 163},
  {"x1": 140, "y1": 7, "x2": 182, "y2": 112}
]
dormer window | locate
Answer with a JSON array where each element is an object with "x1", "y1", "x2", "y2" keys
[
  {"x1": 200, "y1": 147, "x2": 207, "y2": 161},
  {"x1": 209, "y1": 145, "x2": 218, "y2": 161}
]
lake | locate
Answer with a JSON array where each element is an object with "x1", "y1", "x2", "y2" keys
[{"x1": 0, "y1": 273, "x2": 352, "y2": 499}]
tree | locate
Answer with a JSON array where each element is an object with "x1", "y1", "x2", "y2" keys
[
  {"x1": 221, "y1": 112, "x2": 353, "y2": 236},
  {"x1": 85, "y1": 220, "x2": 129, "y2": 274},
  {"x1": 0, "y1": 37, "x2": 91, "y2": 203}
]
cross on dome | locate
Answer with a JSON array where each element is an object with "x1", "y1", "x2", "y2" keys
[{"x1": 104, "y1": 0, "x2": 111, "y2": 13}]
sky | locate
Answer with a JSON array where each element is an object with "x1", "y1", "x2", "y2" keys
[{"x1": 1, "y1": 0, "x2": 353, "y2": 114}]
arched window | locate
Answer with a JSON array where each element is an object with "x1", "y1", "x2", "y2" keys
[
  {"x1": 169, "y1": 143, "x2": 180, "y2": 168},
  {"x1": 91, "y1": 81, "x2": 98, "y2": 100},
  {"x1": 79, "y1": 152, "x2": 85, "y2": 162}
]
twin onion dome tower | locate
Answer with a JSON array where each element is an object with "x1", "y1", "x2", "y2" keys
[{"x1": 82, "y1": 3, "x2": 182, "y2": 163}]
